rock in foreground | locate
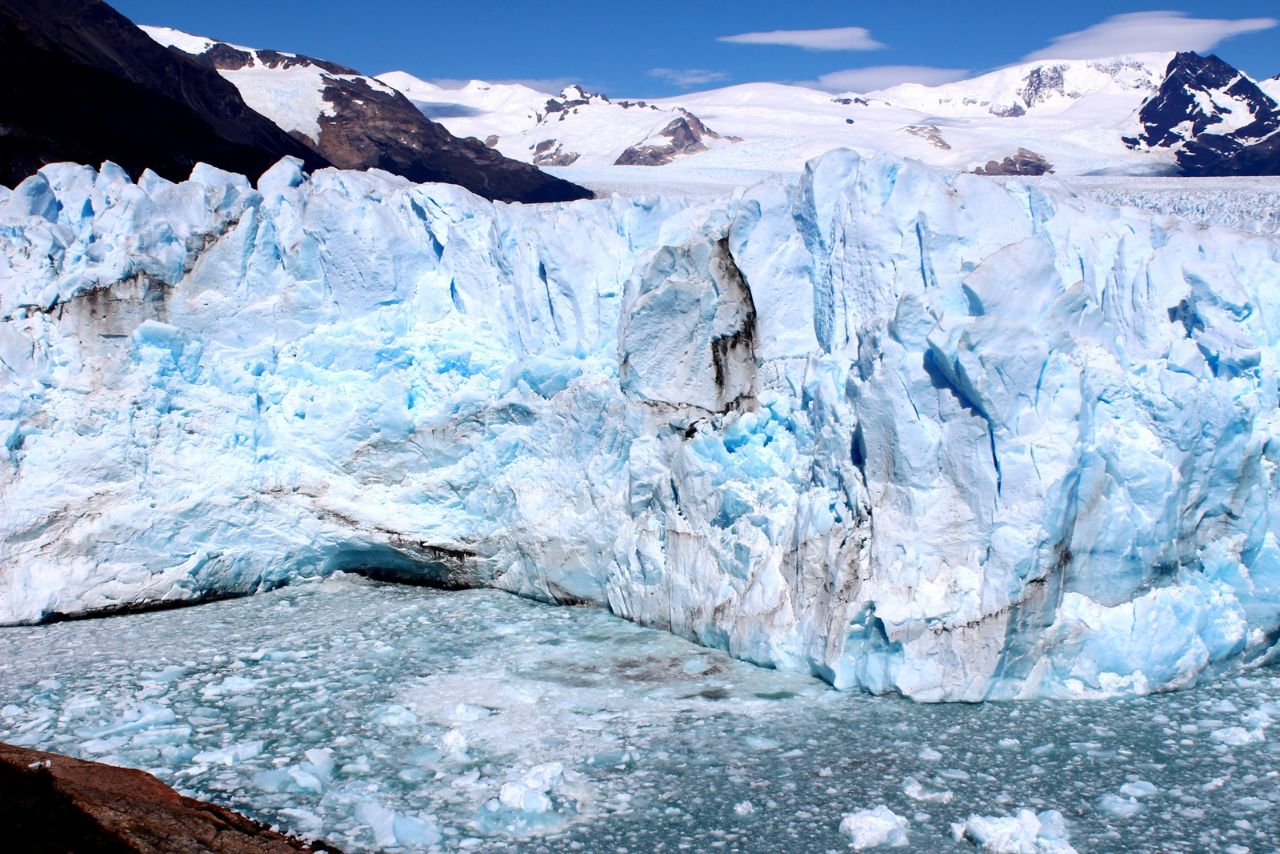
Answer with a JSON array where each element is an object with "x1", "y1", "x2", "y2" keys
[{"x1": 0, "y1": 742, "x2": 339, "y2": 853}]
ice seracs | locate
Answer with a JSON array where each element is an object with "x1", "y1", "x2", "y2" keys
[{"x1": 1, "y1": 149, "x2": 1279, "y2": 701}]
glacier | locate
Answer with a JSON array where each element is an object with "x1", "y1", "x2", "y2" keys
[{"x1": 1, "y1": 151, "x2": 1279, "y2": 701}]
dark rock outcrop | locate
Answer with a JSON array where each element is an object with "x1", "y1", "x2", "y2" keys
[
  {"x1": 615, "y1": 111, "x2": 735, "y2": 167},
  {"x1": 1124, "y1": 52, "x2": 1280, "y2": 176},
  {"x1": 0, "y1": 742, "x2": 341, "y2": 853},
  {"x1": 1125, "y1": 52, "x2": 1278, "y2": 147},
  {"x1": 162, "y1": 35, "x2": 592, "y2": 203},
  {"x1": 972, "y1": 148, "x2": 1054, "y2": 176},
  {"x1": 531, "y1": 139, "x2": 580, "y2": 167},
  {"x1": 0, "y1": 0, "x2": 328, "y2": 188}
]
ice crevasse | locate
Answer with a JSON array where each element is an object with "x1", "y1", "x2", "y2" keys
[{"x1": 1, "y1": 150, "x2": 1278, "y2": 701}]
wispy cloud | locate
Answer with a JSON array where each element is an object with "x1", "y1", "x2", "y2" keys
[
  {"x1": 1025, "y1": 11, "x2": 1277, "y2": 61},
  {"x1": 648, "y1": 67, "x2": 730, "y2": 89},
  {"x1": 718, "y1": 26, "x2": 884, "y2": 52},
  {"x1": 815, "y1": 65, "x2": 972, "y2": 93}
]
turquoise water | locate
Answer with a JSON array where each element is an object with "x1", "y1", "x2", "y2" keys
[{"x1": 0, "y1": 575, "x2": 1276, "y2": 852}]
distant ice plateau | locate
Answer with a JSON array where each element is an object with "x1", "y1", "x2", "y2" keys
[{"x1": 1, "y1": 151, "x2": 1279, "y2": 701}]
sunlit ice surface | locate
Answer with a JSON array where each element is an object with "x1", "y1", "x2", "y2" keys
[{"x1": 1, "y1": 574, "x2": 1277, "y2": 853}]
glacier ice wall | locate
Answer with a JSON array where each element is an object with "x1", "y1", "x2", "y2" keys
[{"x1": 2, "y1": 153, "x2": 1279, "y2": 701}]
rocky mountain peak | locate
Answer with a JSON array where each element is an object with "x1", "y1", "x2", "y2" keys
[{"x1": 1127, "y1": 52, "x2": 1278, "y2": 150}]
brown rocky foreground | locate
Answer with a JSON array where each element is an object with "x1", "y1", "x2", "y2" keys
[{"x1": 0, "y1": 742, "x2": 342, "y2": 853}]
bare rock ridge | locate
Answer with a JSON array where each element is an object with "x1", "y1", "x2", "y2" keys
[
  {"x1": 0, "y1": 0, "x2": 327, "y2": 187},
  {"x1": 160, "y1": 34, "x2": 592, "y2": 204},
  {"x1": 0, "y1": 742, "x2": 342, "y2": 853}
]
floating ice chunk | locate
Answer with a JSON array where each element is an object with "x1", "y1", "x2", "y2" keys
[
  {"x1": 1119, "y1": 780, "x2": 1157, "y2": 799},
  {"x1": 200, "y1": 676, "x2": 259, "y2": 698},
  {"x1": 278, "y1": 807, "x2": 325, "y2": 837},
  {"x1": 286, "y1": 766, "x2": 324, "y2": 793},
  {"x1": 499, "y1": 783, "x2": 552, "y2": 814},
  {"x1": 79, "y1": 704, "x2": 176, "y2": 739},
  {"x1": 193, "y1": 740, "x2": 263, "y2": 766},
  {"x1": 498, "y1": 762, "x2": 564, "y2": 815},
  {"x1": 952, "y1": 809, "x2": 1075, "y2": 853},
  {"x1": 902, "y1": 776, "x2": 954, "y2": 804},
  {"x1": 1233, "y1": 796, "x2": 1270, "y2": 813},
  {"x1": 303, "y1": 747, "x2": 334, "y2": 781},
  {"x1": 1210, "y1": 726, "x2": 1264, "y2": 746},
  {"x1": 838, "y1": 805, "x2": 910, "y2": 849},
  {"x1": 1097, "y1": 793, "x2": 1143, "y2": 818},
  {"x1": 734, "y1": 800, "x2": 755, "y2": 816},
  {"x1": 918, "y1": 747, "x2": 943, "y2": 762},
  {"x1": 374, "y1": 704, "x2": 418, "y2": 727},
  {"x1": 441, "y1": 728, "x2": 468, "y2": 757},
  {"x1": 354, "y1": 801, "x2": 413, "y2": 849}
]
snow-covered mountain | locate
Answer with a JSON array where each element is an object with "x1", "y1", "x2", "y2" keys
[
  {"x1": 389, "y1": 56, "x2": 1185, "y2": 177},
  {"x1": 2, "y1": 151, "x2": 1279, "y2": 701},
  {"x1": 142, "y1": 26, "x2": 589, "y2": 203},
  {"x1": 867, "y1": 54, "x2": 1170, "y2": 118},
  {"x1": 377, "y1": 74, "x2": 739, "y2": 168},
  {"x1": 385, "y1": 53, "x2": 1280, "y2": 179}
]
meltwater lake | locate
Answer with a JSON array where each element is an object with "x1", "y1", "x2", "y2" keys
[{"x1": 1, "y1": 575, "x2": 1277, "y2": 853}]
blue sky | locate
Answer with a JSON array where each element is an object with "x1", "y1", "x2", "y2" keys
[{"x1": 113, "y1": 1, "x2": 1280, "y2": 96}]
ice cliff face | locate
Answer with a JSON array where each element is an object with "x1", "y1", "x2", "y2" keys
[{"x1": 2, "y1": 152, "x2": 1279, "y2": 701}]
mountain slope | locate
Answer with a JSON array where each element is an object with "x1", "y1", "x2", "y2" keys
[
  {"x1": 0, "y1": 0, "x2": 328, "y2": 187},
  {"x1": 145, "y1": 27, "x2": 591, "y2": 204}
]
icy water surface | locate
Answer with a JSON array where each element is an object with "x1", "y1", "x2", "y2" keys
[{"x1": 1, "y1": 575, "x2": 1277, "y2": 853}]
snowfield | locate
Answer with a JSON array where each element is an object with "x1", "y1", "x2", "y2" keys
[
  {"x1": 1, "y1": 151, "x2": 1279, "y2": 702},
  {"x1": 380, "y1": 54, "x2": 1182, "y2": 176}
]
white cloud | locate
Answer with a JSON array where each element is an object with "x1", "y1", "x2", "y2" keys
[
  {"x1": 815, "y1": 65, "x2": 972, "y2": 93},
  {"x1": 718, "y1": 26, "x2": 884, "y2": 52},
  {"x1": 1025, "y1": 11, "x2": 1277, "y2": 61},
  {"x1": 648, "y1": 67, "x2": 730, "y2": 88}
]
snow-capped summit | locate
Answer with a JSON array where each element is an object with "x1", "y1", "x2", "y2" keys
[
  {"x1": 867, "y1": 53, "x2": 1171, "y2": 118},
  {"x1": 1126, "y1": 51, "x2": 1279, "y2": 150},
  {"x1": 557, "y1": 84, "x2": 595, "y2": 103},
  {"x1": 1123, "y1": 52, "x2": 1280, "y2": 176},
  {"x1": 141, "y1": 27, "x2": 589, "y2": 203}
]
